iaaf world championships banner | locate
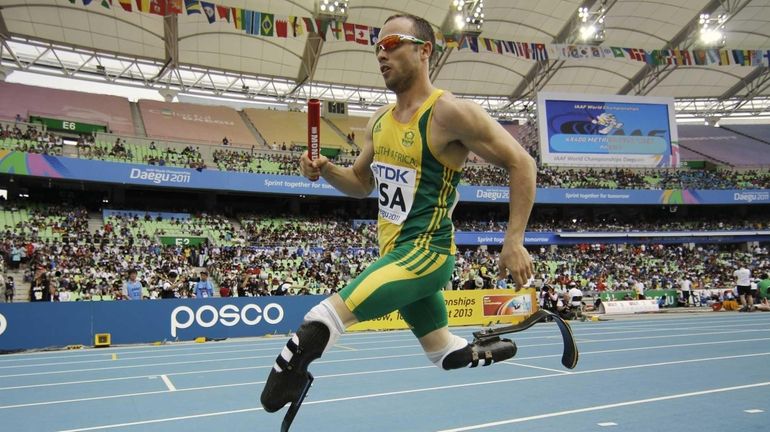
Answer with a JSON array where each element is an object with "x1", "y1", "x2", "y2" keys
[
  {"x1": 537, "y1": 92, "x2": 678, "y2": 168},
  {"x1": 0, "y1": 150, "x2": 767, "y2": 205}
]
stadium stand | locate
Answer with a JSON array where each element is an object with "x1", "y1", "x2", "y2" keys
[
  {"x1": 0, "y1": 82, "x2": 134, "y2": 135},
  {"x1": 138, "y1": 99, "x2": 258, "y2": 147},
  {"x1": 677, "y1": 124, "x2": 770, "y2": 166},
  {"x1": 243, "y1": 108, "x2": 354, "y2": 154}
]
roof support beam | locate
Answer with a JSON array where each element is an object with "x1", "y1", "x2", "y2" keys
[{"x1": 618, "y1": 0, "x2": 751, "y2": 96}]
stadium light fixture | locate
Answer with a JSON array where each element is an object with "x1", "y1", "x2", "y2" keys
[
  {"x1": 698, "y1": 13, "x2": 727, "y2": 47},
  {"x1": 576, "y1": 2, "x2": 606, "y2": 43},
  {"x1": 451, "y1": 0, "x2": 484, "y2": 34},
  {"x1": 316, "y1": 0, "x2": 349, "y2": 20}
]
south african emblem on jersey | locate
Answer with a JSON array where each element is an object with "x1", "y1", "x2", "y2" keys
[{"x1": 402, "y1": 130, "x2": 415, "y2": 147}]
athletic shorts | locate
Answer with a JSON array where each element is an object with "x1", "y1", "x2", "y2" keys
[
  {"x1": 737, "y1": 285, "x2": 751, "y2": 296},
  {"x1": 339, "y1": 242, "x2": 455, "y2": 338}
]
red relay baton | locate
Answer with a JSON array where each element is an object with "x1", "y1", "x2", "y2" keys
[{"x1": 307, "y1": 99, "x2": 320, "y2": 161}]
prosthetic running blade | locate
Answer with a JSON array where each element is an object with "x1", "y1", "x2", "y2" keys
[
  {"x1": 280, "y1": 373, "x2": 314, "y2": 432},
  {"x1": 473, "y1": 309, "x2": 579, "y2": 369}
]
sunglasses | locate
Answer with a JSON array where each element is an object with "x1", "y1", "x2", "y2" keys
[{"x1": 375, "y1": 33, "x2": 426, "y2": 55}]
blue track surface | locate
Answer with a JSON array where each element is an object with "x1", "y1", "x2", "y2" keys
[{"x1": 1, "y1": 313, "x2": 769, "y2": 432}]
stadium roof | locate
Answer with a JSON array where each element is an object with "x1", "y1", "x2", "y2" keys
[{"x1": 0, "y1": 0, "x2": 769, "y2": 119}]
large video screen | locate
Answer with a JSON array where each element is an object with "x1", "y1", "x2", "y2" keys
[{"x1": 537, "y1": 92, "x2": 678, "y2": 167}]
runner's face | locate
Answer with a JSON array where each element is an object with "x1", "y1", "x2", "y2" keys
[{"x1": 376, "y1": 18, "x2": 424, "y2": 93}]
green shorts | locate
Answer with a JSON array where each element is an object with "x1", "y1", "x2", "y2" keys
[{"x1": 339, "y1": 243, "x2": 455, "y2": 338}]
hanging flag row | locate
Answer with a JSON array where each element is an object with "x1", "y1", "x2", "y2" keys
[
  {"x1": 451, "y1": 35, "x2": 770, "y2": 67},
  {"x1": 70, "y1": 0, "x2": 770, "y2": 67}
]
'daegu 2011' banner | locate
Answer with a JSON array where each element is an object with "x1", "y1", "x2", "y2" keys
[
  {"x1": 537, "y1": 92, "x2": 678, "y2": 168},
  {"x1": 347, "y1": 289, "x2": 538, "y2": 332}
]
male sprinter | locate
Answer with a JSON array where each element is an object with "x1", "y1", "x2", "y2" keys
[{"x1": 261, "y1": 14, "x2": 537, "y2": 413}]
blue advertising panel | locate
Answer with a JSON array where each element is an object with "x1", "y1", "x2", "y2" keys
[
  {"x1": 0, "y1": 296, "x2": 322, "y2": 351},
  {"x1": 1, "y1": 151, "x2": 767, "y2": 204},
  {"x1": 537, "y1": 92, "x2": 678, "y2": 167},
  {"x1": 454, "y1": 231, "x2": 770, "y2": 247}
]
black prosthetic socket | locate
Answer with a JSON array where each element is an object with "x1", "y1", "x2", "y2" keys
[
  {"x1": 260, "y1": 321, "x2": 330, "y2": 412},
  {"x1": 441, "y1": 337, "x2": 517, "y2": 370}
]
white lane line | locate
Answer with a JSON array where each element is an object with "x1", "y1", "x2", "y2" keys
[
  {"x1": 159, "y1": 375, "x2": 176, "y2": 392},
  {"x1": 436, "y1": 381, "x2": 770, "y2": 431},
  {"x1": 334, "y1": 344, "x2": 358, "y2": 351},
  {"x1": 2, "y1": 327, "x2": 764, "y2": 372},
  {"x1": 5, "y1": 350, "x2": 767, "y2": 412},
  {"x1": 744, "y1": 409, "x2": 764, "y2": 414},
  {"x1": 597, "y1": 422, "x2": 618, "y2": 427},
  {"x1": 502, "y1": 362, "x2": 572, "y2": 375},
  {"x1": 3, "y1": 335, "x2": 769, "y2": 382},
  {"x1": 52, "y1": 354, "x2": 770, "y2": 431}
]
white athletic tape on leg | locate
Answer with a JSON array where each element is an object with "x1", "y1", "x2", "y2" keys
[
  {"x1": 426, "y1": 334, "x2": 468, "y2": 369},
  {"x1": 304, "y1": 300, "x2": 343, "y2": 354}
]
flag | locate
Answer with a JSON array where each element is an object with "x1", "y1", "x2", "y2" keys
[
  {"x1": 355, "y1": 24, "x2": 369, "y2": 45},
  {"x1": 184, "y1": 0, "x2": 200, "y2": 15},
  {"x1": 764, "y1": 50, "x2": 770, "y2": 67},
  {"x1": 135, "y1": 0, "x2": 149, "y2": 12},
  {"x1": 232, "y1": 8, "x2": 243, "y2": 30},
  {"x1": 623, "y1": 48, "x2": 646, "y2": 62},
  {"x1": 370, "y1": 27, "x2": 380, "y2": 45},
  {"x1": 167, "y1": 0, "x2": 182, "y2": 14},
  {"x1": 343, "y1": 23, "x2": 355, "y2": 42},
  {"x1": 200, "y1": 1, "x2": 215, "y2": 23},
  {"x1": 249, "y1": 11, "x2": 261, "y2": 35},
  {"x1": 69, "y1": 0, "x2": 76, "y2": 4},
  {"x1": 216, "y1": 5, "x2": 230, "y2": 22},
  {"x1": 328, "y1": 20, "x2": 343, "y2": 40},
  {"x1": 750, "y1": 50, "x2": 764, "y2": 67},
  {"x1": 532, "y1": 43, "x2": 548, "y2": 61},
  {"x1": 459, "y1": 35, "x2": 470, "y2": 51},
  {"x1": 275, "y1": 16, "x2": 288, "y2": 37},
  {"x1": 719, "y1": 49, "x2": 731, "y2": 65},
  {"x1": 501, "y1": 40, "x2": 512, "y2": 55},
  {"x1": 706, "y1": 49, "x2": 720, "y2": 65},
  {"x1": 149, "y1": 0, "x2": 164, "y2": 15},
  {"x1": 260, "y1": 13, "x2": 274, "y2": 37},
  {"x1": 434, "y1": 30, "x2": 445, "y2": 53},
  {"x1": 289, "y1": 16, "x2": 303, "y2": 37},
  {"x1": 317, "y1": 19, "x2": 329, "y2": 41},
  {"x1": 445, "y1": 34, "x2": 459, "y2": 49},
  {"x1": 118, "y1": 0, "x2": 131, "y2": 10},
  {"x1": 514, "y1": 42, "x2": 530, "y2": 58},
  {"x1": 100, "y1": 0, "x2": 112, "y2": 9},
  {"x1": 611, "y1": 47, "x2": 624, "y2": 58},
  {"x1": 480, "y1": 38, "x2": 496, "y2": 53},
  {"x1": 82, "y1": 0, "x2": 93, "y2": 5},
  {"x1": 590, "y1": 46, "x2": 602, "y2": 58},
  {"x1": 243, "y1": 10, "x2": 254, "y2": 34},
  {"x1": 692, "y1": 49, "x2": 706, "y2": 65},
  {"x1": 303, "y1": 17, "x2": 319, "y2": 33},
  {"x1": 468, "y1": 35, "x2": 479, "y2": 53},
  {"x1": 676, "y1": 49, "x2": 693, "y2": 66},
  {"x1": 732, "y1": 49, "x2": 751, "y2": 66}
]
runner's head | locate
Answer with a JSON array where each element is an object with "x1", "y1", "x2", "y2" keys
[{"x1": 376, "y1": 14, "x2": 435, "y2": 93}]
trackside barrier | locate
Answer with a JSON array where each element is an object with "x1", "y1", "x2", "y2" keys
[
  {"x1": 0, "y1": 297, "x2": 321, "y2": 351},
  {"x1": 348, "y1": 289, "x2": 539, "y2": 332},
  {"x1": 0, "y1": 290, "x2": 539, "y2": 351},
  {"x1": 600, "y1": 300, "x2": 660, "y2": 315}
]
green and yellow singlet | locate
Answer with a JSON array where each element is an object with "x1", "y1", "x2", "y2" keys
[{"x1": 370, "y1": 89, "x2": 461, "y2": 256}]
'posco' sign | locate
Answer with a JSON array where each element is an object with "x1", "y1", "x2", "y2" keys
[
  {"x1": 171, "y1": 303, "x2": 284, "y2": 337},
  {"x1": 0, "y1": 297, "x2": 320, "y2": 350}
]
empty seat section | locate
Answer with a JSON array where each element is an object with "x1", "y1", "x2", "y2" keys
[
  {"x1": 0, "y1": 82, "x2": 134, "y2": 135},
  {"x1": 138, "y1": 100, "x2": 256, "y2": 147}
]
